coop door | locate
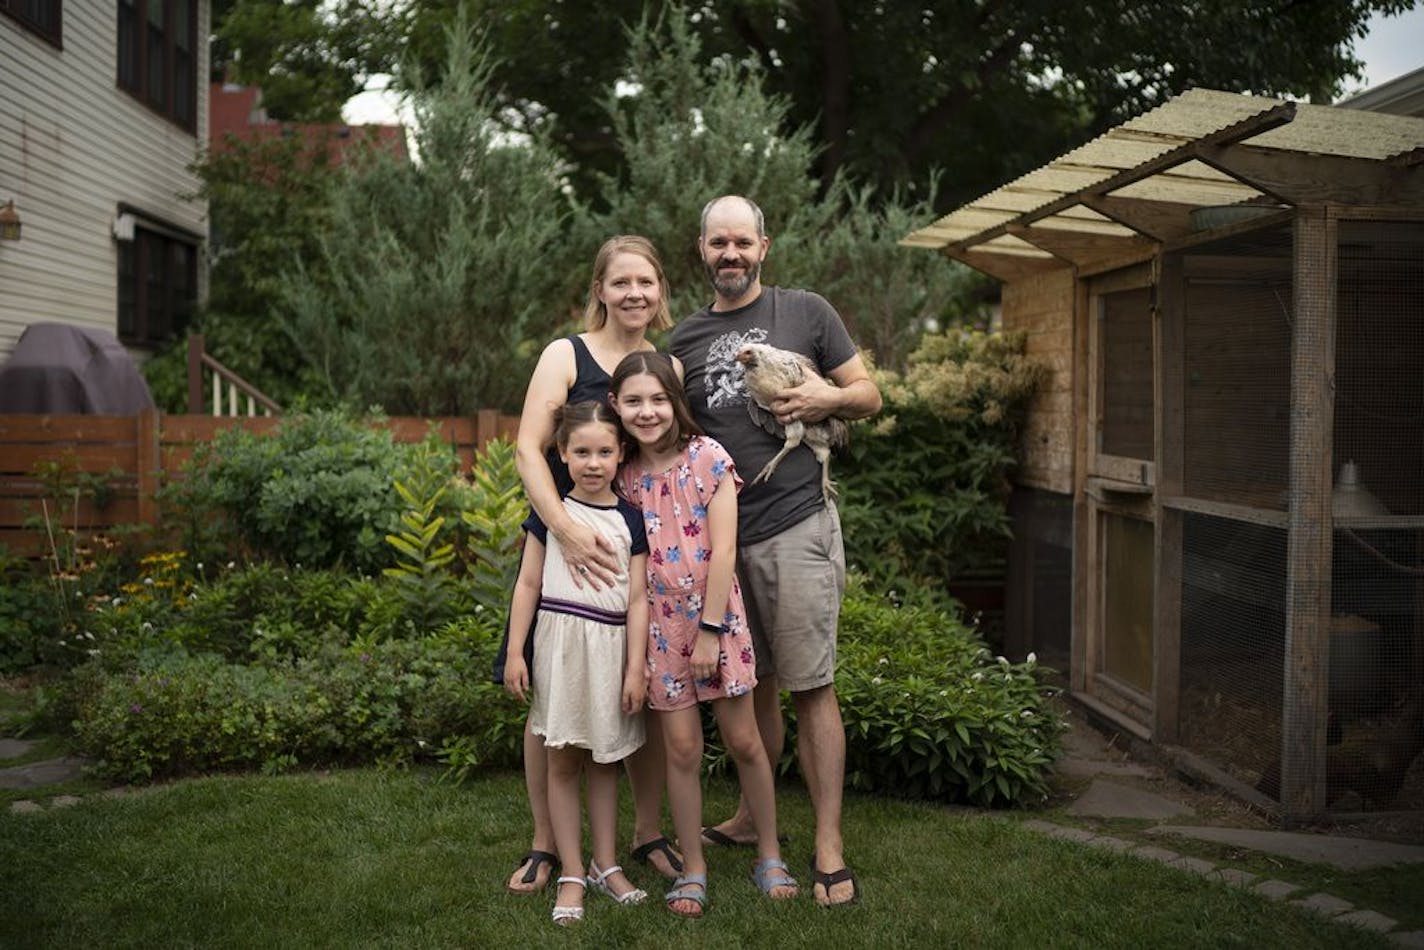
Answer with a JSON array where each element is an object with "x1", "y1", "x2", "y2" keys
[{"x1": 1085, "y1": 273, "x2": 1158, "y2": 721}]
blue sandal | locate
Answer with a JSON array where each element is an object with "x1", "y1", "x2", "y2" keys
[
  {"x1": 751, "y1": 858, "x2": 798, "y2": 898},
  {"x1": 665, "y1": 873, "x2": 708, "y2": 918}
]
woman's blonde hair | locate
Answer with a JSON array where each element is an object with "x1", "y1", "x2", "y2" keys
[{"x1": 583, "y1": 235, "x2": 674, "y2": 332}]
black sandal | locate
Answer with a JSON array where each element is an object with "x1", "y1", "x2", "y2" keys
[
  {"x1": 810, "y1": 856, "x2": 861, "y2": 907},
  {"x1": 506, "y1": 849, "x2": 558, "y2": 893},
  {"x1": 630, "y1": 836, "x2": 684, "y2": 876}
]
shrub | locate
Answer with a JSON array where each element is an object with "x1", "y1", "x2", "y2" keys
[
  {"x1": 69, "y1": 620, "x2": 507, "y2": 783},
  {"x1": 163, "y1": 410, "x2": 416, "y2": 573},
  {"x1": 459, "y1": 437, "x2": 525, "y2": 628},
  {"x1": 838, "y1": 329, "x2": 1043, "y2": 599},
  {"x1": 830, "y1": 576, "x2": 1064, "y2": 806}
]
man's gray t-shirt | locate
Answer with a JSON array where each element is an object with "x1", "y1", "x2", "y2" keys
[{"x1": 671, "y1": 287, "x2": 857, "y2": 545}]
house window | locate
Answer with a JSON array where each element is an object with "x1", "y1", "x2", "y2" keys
[
  {"x1": 0, "y1": 0, "x2": 62, "y2": 47},
  {"x1": 118, "y1": 226, "x2": 197, "y2": 347},
  {"x1": 117, "y1": 0, "x2": 196, "y2": 129}
]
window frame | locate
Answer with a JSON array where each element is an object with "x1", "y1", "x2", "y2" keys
[
  {"x1": 116, "y1": 0, "x2": 197, "y2": 131},
  {"x1": 0, "y1": 0, "x2": 63, "y2": 48},
  {"x1": 117, "y1": 218, "x2": 200, "y2": 349}
]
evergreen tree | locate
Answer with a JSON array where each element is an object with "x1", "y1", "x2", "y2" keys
[
  {"x1": 593, "y1": 7, "x2": 976, "y2": 369},
  {"x1": 277, "y1": 21, "x2": 581, "y2": 415}
]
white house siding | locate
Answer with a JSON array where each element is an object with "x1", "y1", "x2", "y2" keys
[{"x1": 0, "y1": 2, "x2": 209, "y2": 359}]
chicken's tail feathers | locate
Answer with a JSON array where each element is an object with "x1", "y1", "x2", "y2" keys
[{"x1": 828, "y1": 416, "x2": 850, "y2": 449}]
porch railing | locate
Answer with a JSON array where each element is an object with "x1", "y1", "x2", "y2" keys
[{"x1": 186, "y1": 334, "x2": 281, "y2": 417}]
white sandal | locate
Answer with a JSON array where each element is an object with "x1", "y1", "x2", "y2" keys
[
  {"x1": 587, "y1": 860, "x2": 648, "y2": 905},
  {"x1": 551, "y1": 876, "x2": 586, "y2": 925}
]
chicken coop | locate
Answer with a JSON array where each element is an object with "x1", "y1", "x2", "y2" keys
[{"x1": 904, "y1": 88, "x2": 1424, "y2": 823}]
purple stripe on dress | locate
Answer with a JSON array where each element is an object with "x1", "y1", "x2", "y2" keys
[{"x1": 539, "y1": 597, "x2": 627, "y2": 627}]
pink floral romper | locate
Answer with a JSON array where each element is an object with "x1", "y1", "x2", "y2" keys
[{"x1": 620, "y1": 436, "x2": 757, "y2": 711}]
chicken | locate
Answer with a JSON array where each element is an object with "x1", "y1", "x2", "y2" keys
[{"x1": 734, "y1": 343, "x2": 849, "y2": 504}]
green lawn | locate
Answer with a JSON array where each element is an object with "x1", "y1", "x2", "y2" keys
[{"x1": 0, "y1": 769, "x2": 1393, "y2": 949}]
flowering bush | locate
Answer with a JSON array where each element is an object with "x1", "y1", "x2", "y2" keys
[
  {"x1": 838, "y1": 330, "x2": 1043, "y2": 601},
  {"x1": 831, "y1": 576, "x2": 1063, "y2": 806}
]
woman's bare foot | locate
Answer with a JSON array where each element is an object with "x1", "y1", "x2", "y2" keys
[
  {"x1": 506, "y1": 849, "x2": 557, "y2": 893},
  {"x1": 630, "y1": 835, "x2": 684, "y2": 880}
]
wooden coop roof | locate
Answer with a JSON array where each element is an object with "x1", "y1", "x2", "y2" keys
[{"x1": 903, "y1": 88, "x2": 1424, "y2": 279}]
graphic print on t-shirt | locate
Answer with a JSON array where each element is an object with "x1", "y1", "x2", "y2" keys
[{"x1": 705, "y1": 328, "x2": 768, "y2": 410}]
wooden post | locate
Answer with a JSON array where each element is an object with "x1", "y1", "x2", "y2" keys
[
  {"x1": 1153, "y1": 253, "x2": 1184, "y2": 743},
  {"x1": 186, "y1": 334, "x2": 204, "y2": 415},
  {"x1": 476, "y1": 408, "x2": 500, "y2": 452},
  {"x1": 1280, "y1": 207, "x2": 1336, "y2": 822},
  {"x1": 136, "y1": 407, "x2": 160, "y2": 527},
  {"x1": 1070, "y1": 273, "x2": 1092, "y2": 694}
]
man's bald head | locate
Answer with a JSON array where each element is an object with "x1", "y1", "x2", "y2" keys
[{"x1": 700, "y1": 195, "x2": 765, "y2": 239}]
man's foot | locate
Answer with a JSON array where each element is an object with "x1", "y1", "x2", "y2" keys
[
  {"x1": 630, "y1": 835, "x2": 684, "y2": 880},
  {"x1": 810, "y1": 855, "x2": 860, "y2": 907},
  {"x1": 506, "y1": 849, "x2": 557, "y2": 894}
]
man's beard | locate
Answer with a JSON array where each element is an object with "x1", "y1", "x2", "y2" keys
[{"x1": 706, "y1": 258, "x2": 760, "y2": 300}]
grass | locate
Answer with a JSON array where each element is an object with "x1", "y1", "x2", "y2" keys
[
  {"x1": 0, "y1": 769, "x2": 1395, "y2": 949},
  {"x1": 1060, "y1": 814, "x2": 1424, "y2": 931}
]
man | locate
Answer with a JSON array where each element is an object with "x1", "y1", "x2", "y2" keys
[{"x1": 670, "y1": 195, "x2": 881, "y2": 907}]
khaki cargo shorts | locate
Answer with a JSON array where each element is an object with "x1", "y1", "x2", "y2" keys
[{"x1": 736, "y1": 504, "x2": 846, "y2": 692}]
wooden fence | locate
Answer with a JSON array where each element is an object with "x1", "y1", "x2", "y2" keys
[{"x1": 0, "y1": 410, "x2": 520, "y2": 557}]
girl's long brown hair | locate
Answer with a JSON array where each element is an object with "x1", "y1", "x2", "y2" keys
[{"x1": 609, "y1": 352, "x2": 703, "y2": 456}]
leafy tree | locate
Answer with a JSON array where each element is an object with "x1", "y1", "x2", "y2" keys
[
  {"x1": 276, "y1": 21, "x2": 581, "y2": 414},
  {"x1": 400, "y1": 0, "x2": 1410, "y2": 210},
  {"x1": 211, "y1": 0, "x2": 400, "y2": 122}
]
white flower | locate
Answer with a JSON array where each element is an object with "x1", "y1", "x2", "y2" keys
[
  {"x1": 112, "y1": 598, "x2": 122, "y2": 607},
  {"x1": 971, "y1": 672, "x2": 984, "y2": 681},
  {"x1": 227, "y1": 561, "x2": 236, "y2": 570},
  {"x1": 871, "y1": 676, "x2": 883, "y2": 686},
  {"x1": 878, "y1": 657, "x2": 889, "y2": 666},
  {"x1": 196, "y1": 562, "x2": 203, "y2": 571},
  {"x1": 1026, "y1": 652, "x2": 1037, "y2": 665},
  {"x1": 144, "y1": 577, "x2": 154, "y2": 586},
  {"x1": 1021, "y1": 710, "x2": 1034, "y2": 718},
  {"x1": 996, "y1": 655, "x2": 1009, "y2": 668}
]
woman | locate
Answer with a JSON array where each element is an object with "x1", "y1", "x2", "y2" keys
[{"x1": 500, "y1": 235, "x2": 683, "y2": 893}]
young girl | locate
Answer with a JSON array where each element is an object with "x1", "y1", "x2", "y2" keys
[
  {"x1": 503, "y1": 401, "x2": 651, "y2": 925},
  {"x1": 610, "y1": 352, "x2": 798, "y2": 918}
]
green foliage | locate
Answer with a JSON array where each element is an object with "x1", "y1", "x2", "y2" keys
[
  {"x1": 0, "y1": 555, "x2": 59, "y2": 674},
  {"x1": 592, "y1": 8, "x2": 981, "y2": 368},
  {"x1": 162, "y1": 410, "x2": 414, "y2": 573},
  {"x1": 163, "y1": 131, "x2": 347, "y2": 413},
  {"x1": 459, "y1": 437, "x2": 526, "y2": 628},
  {"x1": 383, "y1": 435, "x2": 462, "y2": 630},
  {"x1": 399, "y1": 0, "x2": 1402, "y2": 213},
  {"x1": 589, "y1": 6, "x2": 825, "y2": 323},
  {"x1": 68, "y1": 633, "x2": 494, "y2": 783},
  {"x1": 277, "y1": 21, "x2": 580, "y2": 414},
  {"x1": 839, "y1": 329, "x2": 1043, "y2": 594},
  {"x1": 212, "y1": 0, "x2": 398, "y2": 123},
  {"x1": 833, "y1": 576, "x2": 1063, "y2": 806}
]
